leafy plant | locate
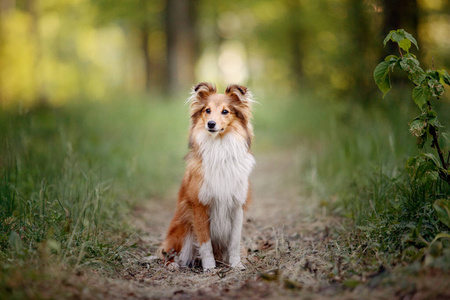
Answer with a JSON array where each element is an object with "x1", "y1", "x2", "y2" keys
[
  {"x1": 374, "y1": 29, "x2": 450, "y2": 185},
  {"x1": 374, "y1": 29, "x2": 450, "y2": 230}
]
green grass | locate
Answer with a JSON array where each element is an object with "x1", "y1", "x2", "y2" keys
[
  {"x1": 253, "y1": 87, "x2": 450, "y2": 272},
  {"x1": 0, "y1": 96, "x2": 192, "y2": 298},
  {"x1": 293, "y1": 89, "x2": 450, "y2": 272},
  {"x1": 1, "y1": 88, "x2": 449, "y2": 297},
  {"x1": 0, "y1": 97, "x2": 190, "y2": 243}
]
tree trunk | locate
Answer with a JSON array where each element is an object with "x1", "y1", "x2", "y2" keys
[
  {"x1": 165, "y1": 0, "x2": 196, "y2": 94},
  {"x1": 348, "y1": 0, "x2": 374, "y2": 103},
  {"x1": 140, "y1": 24, "x2": 151, "y2": 92},
  {"x1": 286, "y1": 0, "x2": 304, "y2": 82}
]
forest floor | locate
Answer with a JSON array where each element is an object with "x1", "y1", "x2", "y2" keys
[{"x1": 65, "y1": 150, "x2": 450, "y2": 300}]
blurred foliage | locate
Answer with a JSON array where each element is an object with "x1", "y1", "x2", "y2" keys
[{"x1": 1, "y1": 0, "x2": 449, "y2": 107}]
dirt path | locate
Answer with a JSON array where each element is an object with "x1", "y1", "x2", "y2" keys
[{"x1": 84, "y1": 150, "x2": 344, "y2": 299}]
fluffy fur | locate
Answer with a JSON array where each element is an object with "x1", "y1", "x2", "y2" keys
[{"x1": 159, "y1": 82, "x2": 255, "y2": 271}]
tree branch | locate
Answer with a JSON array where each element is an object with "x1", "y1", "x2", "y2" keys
[
  {"x1": 429, "y1": 124, "x2": 447, "y2": 170},
  {"x1": 439, "y1": 169, "x2": 450, "y2": 185},
  {"x1": 398, "y1": 45, "x2": 404, "y2": 58}
]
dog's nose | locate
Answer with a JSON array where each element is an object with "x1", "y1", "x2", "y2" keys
[{"x1": 207, "y1": 121, "x2": 216, "y2": 129}]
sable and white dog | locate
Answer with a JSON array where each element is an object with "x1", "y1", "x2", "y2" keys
[{"x1": 159, "y1": 82, "x2": 255, "y2": 272}]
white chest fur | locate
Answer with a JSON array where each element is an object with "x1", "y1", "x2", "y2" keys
[
  {"x1": 196, "y1": 131, "x2": 255, "y2": 207},
  {"x1": 196, "y1": 131, "x2": 255, "y2": 254}
]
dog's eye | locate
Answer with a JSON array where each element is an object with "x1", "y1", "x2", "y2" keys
[
  {"x1": 222, "y1": 109, "x2": 229, "y2": 115},
  {"x1": 205, "y1": 108, "x2": 211, "y2": 114}
]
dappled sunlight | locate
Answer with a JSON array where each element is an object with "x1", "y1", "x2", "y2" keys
[
  {"x1": 217, "y1": 11, "x2": 243, "y2": 39},
  {"x1": 419, "y1": 0, "x2": 445, "y2": 10},
  {"x1": 218, "y1": 41, "x2": 248, "y2": 84},
  {"x1": 421, "y1": 15, "x2": 450, "y2": 49},
  {"x1": 197, "y1": 49, "x2": 220, "y2": 84},
  {"x1": 1, "y1": 11, "x2": 36, "y2": 106},
  {"x1": 1, "y1": 0, "x2": 449, "y2": 107}
]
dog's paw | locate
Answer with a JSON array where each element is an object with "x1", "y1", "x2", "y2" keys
[
  {"x1": 231, "y1": 261, "x2": 246, "y2": 271},
  {"x1": 203, "y1": 267, "x2": 216, "y2": 274},
  {"x1": 168, "y1": 262, "x2": 180, "y2": 271},
  {"x1": 201, "y1": 258, "x2": 216, "y2": 273}
]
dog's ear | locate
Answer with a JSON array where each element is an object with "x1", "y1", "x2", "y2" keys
[
  {"x1": 189, "y1": 82, "x2": 216, "y2": 104},
  {"x1": 225, "y1": 84, "x2": 253, "y2": 105},
  {"x1": 226, "y1": 84, "x2": 255, "y2": 148},
  {"x1": 188, "y1": 82, "x2": 216, "y2": 117}
]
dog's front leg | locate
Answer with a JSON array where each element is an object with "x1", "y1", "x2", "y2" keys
[
  {"x1": 228, "y1": 206, "x2": 245, "y2": 270},
  {"x1": 192, "y1": 203, "x2": 216, "y2": 272}
]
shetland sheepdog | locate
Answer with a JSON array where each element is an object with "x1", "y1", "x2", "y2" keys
[{"x1": 159, "y1": 82, "x2": 255, "y2": 272}]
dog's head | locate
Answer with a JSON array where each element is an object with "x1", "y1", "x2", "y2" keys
[{"x1": 188, "y1": 82, "x2": 254, "y2": 137}]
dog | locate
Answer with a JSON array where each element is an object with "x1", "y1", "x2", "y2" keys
[{"x1": 159, "y1": 82, "x2": 255, "y2": 272}]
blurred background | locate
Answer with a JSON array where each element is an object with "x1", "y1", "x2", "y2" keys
[
  {"x1": 0, "y1": 0, "x2": 449, "y2": 107},
  {"x1": 1, "y1": 1, "x2": 450, "y2": 290}
]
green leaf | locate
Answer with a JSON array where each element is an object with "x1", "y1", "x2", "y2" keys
[
  {"x1": 416, "y1": 132, "x2": 427, "y2": 149},
  {"x1": 383, "y1": 31, "x2": 394, "y2": 46},
  {"x1": 404, "y1": 31, "x2": 419, "y2": 50},
  {"x1": 374, "y1": 61, "x2": 392, "y2": 97},
  {"x1": 399, "y1": 57, "x2": 419, "y2": 73},
  {"x1": 409, "y1": 111, "x2": 442, "y2": 148},
  {"x1": 409, "y1": 118, "x2": 427, "y2": 137},
  {"x1": 433, "y1": 83, "x2": 445, "y2": 98},
  {"x1": 406, "y1": 153, "x2": 441, "y2": 183},
  {"x1": 392, "y1": 31, "x2": 405, "y2": 43},
  {"x1": 412, "y1": 86, "x2": 430, "y2": 110},
  {"x1": 428, "y1": 78, "x2": 439, "y2": 88},
  {"x1": 427, "y1": 110, "x2": 438, "y2": 126},
  {"x1": 399, "y1": 38, "x2": 411, "y2": 52},
  {"x1": 399, "y1": 57, "x2": 425, "y2": 84},
  {"x1": 433, "y1": 199, "x2": 450, "y2": 228},
  {"x1": 426, "y1": 77, "x2": 445, "y2": 98},
  {"x1": 399, "y1": 59, "x2": 412, "y2": 73},
  {"x1": 426, "y1": 70, "x2": 440, "y2": 81},
  {"x1": 411, "y1": 73, "x2": 426, "y2": 86},
  {"x1": 425, "y1": 152, "x2": 441, "y2": 167},
  {"x1": 383, "y1": 29, "x2": 419, "y2": 51},
  {"x1": 437, "y1": 69, "x2": 450, "y2": 85},
  {"x1": 384, "y1": 55, "x2": 398, "y2": 62},
  {"x1": 9, "y1": 231, "x2": 23, "y2": 254}
]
